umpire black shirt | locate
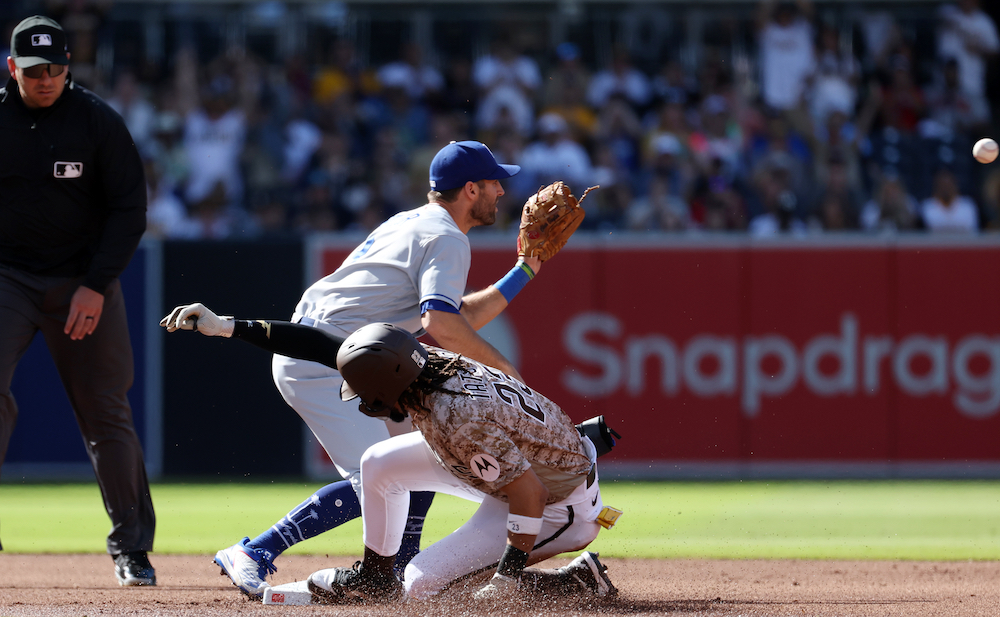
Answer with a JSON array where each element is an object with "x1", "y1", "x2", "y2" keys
[{"x1": 0, "y1": 74, "x2": 146, "y2": 294}]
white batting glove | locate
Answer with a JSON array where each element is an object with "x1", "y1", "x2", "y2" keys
[
  {"x1": 159, "y1": 303, "x2": 234, "y2": 337},
  {"x1": 472, "y1": 572, "x2": 519, "y2": 601}
]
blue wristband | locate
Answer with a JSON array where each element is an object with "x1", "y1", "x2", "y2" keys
[{"x1": 494, "y1": 262, "x2": 535, "y2": 304}]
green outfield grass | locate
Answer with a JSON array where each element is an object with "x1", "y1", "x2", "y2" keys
[{"x1": 1, "y1": 480, "x2": 998, "y2": 560}]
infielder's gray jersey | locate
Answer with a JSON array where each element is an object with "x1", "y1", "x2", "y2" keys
[
  {"x1": 411, "y1": 350, "x2": 593, "y2": 503},
  {"x1": 292, "y1": 204, "x2": 470, "y2": 336}
]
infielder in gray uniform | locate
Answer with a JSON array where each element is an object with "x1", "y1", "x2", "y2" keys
[
  {"x1": 159, "y1": 309, "x2": 621, "y2": 603},
  {"x1": 170, "y1": 141, "x2": 549, "y2": 598}
]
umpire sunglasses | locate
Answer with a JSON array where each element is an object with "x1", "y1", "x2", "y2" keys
[{"x1": 21, "y1": 64, "x2": 66, "y2": 79}]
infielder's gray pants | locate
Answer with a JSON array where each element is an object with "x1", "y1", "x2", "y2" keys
[{"x1": 0, "y1": 266, "x2": 155, "y2": 554}]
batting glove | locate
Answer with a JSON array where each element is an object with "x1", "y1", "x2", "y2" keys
[{"x1": 160, "y1": 303, "x2": 234, "y2": 337}]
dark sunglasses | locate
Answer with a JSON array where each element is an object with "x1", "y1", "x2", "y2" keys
[{"x1": 21, "y1": 64, "x2": 66, "y2": 79}]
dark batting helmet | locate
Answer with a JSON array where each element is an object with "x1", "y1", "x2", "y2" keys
[{"x1": 337, "y1": 323, "x2": 429, "y2": 421}]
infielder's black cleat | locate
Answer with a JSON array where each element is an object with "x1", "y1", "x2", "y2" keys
[
  {"x1": 114, "y1": 551, "x2": 157, "y2": 587},
  {"x1": 308, "y1": 561, "x2": 402, "y2": 604}
]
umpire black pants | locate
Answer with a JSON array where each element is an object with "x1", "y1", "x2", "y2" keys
[{"x1": 0, "y1": 266, "x2": 155, "y2": 554}]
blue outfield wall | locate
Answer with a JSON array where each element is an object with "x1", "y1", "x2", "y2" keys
[{"x1": 3, "y1": 238, "x2": 306, "y2": 481}]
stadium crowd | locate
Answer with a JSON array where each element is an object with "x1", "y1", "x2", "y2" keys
[{"x1": 6, "y1": 0, "x2": 999, "y2": 238}]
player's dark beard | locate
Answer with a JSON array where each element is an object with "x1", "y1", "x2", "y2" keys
[{"x1": 469, "y1": 191, "x2": 497, "y2": 226}]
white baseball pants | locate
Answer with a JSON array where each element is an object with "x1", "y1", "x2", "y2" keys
[
  {"x1": 359, "y1": 431, "x2": 604, "y2": 600},
  {"x1": 271, "y1": 354, "x2": 393, "y2": 493}
]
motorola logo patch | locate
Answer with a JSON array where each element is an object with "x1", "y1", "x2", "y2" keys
[{"x1": 469, "y1": 453, "x2": 501, "y2": 482}]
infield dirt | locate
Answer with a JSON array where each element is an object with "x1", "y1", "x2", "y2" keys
[{"x1": 1, "y1": 554, "x2": 998, "y2": 616}]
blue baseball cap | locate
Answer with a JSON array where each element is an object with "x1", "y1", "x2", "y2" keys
[{"x1": 429, "y1": 141, "x2": 520, "y2": 191}]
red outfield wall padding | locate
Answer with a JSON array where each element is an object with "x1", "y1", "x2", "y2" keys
[{"x1": 316, "y1": 239, "x2": 1000, "y2": 465}]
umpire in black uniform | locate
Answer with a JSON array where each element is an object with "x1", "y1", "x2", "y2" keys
[{"x1": 0, "y1": 16, "x2": 156, "y2": 586}]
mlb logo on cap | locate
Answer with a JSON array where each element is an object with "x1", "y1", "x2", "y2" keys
[{"x1": 10, "y1": 15, "x2": 69, "y2": 69}]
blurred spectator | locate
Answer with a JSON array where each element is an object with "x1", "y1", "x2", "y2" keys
[
  {"x1": 689, "y1": 148, "x2": 749, "y2": 231},
  {"x1": 181, "y1": 74, "x2": 248, "y2": 210},
  {"x1": 185, "y1": 180, "x2": 258, "y2": 239},
  {"x1": 642, "y1": 92, "x2": 693, "y2": 160},
  {"x1": 294, "y1": 181, "x2": 341, "y2": 233},
  {"x1": 492, "y1": 131, "x2": 534, "y2": 220},
  {"x1": 407, "y1": 113, "x2": 465, "y2": 203},
  {"x1": 542, "y1": 43, "x2": 591, "y2": 109},
  {"x1": 699, "y1": 183, "x2": 749, "y2": 231},
  {"x1": 438, "y1": 56, "x2": 478, "y2": 117},
  {"x1": 636, "y1": 133, "x2": 693, "y2": 205},
  {"x1": 877, "y1": 55, "x2": 926, "y2": 135},
  {"x1": 914, "y1": 130, "x2": 976, "y2": 202},
  {"x1": 862, "y1": 123, "x2": 921, "y2": 201},
  {"x1": 808, "y1": 23, "x2": 860, "y2": 132},
  {"x1": 811, "y1": 109, "x2": 868, "y2": 203},
  {"x1": 860, "y1": 175, "x2": 919, "y2": 231},
  {"x1": 858, "y1": 10, "x2": 903, "y2": 74},
  {"x1": 812, "y1": 154, "x2": 863, "y2": 223},
  {"x1": 586, "y1": 47, "x2": 652, "y2": 111},
  {"x1": 541, "y1": 77, "x2": 598, "y2": 148},
  {"x1": 689, "y1": 95, "x2": 744, "y2": 182},
  {"x1": 519, "y1": 113, "x2": 592, "y2": 192},
  {"x1": 540, "y1": 43, "x2": 596, "y2": 146},
  {"x1": 250, "y1": 190, "x2": 293, "y2": 238},
  {"x1": 48, "y1": 0, "x2": 107, "y2": 88},
  {"x1": 173, "y1": 48, "x2": 250, "y2": 215},
  {"x1": 362, "y1": 84, "x2": 431, "y2": 153},
  {"x1": 146, "y1": 111, "x2": 188, "y2": 194},
  {"x1": 748, "y1": 154, "x2": 808, "y2": 235},
  {"x1": 981, "y1": 168, "x2": 1000, "y2": 231},
  {"x1": 922, "y1": 57, "x2": 992, "y2": 136},
  {"x1": 650, "y1": 60, "x2": 697, "y2": 109},
  {"x1": 367, "y1": 126, "x2": 412, "y2": 215},
  {"x1": 473, "y1": 36, "x2": 541, "y2": 137},
  {"x1": 756, "y1": 0, "x2": 816, "y2": 113},
  {"x1": 811, "y1": 191, "x2": 858, "y2": 231},
  {"x1": 920, "y1": 167, "x2": 979, "y2": 232},
  {"x1": 580, "y1": 157, "x2": 630, "y2": 232},
  {"x1": 594, "y1": 95, "x2": 644, "y2": 176},
  {"x1": 144, "y1": 160, "x2": 194, "y2": 239},
  {"x1": 107, "y1": 71, "x2": 157, "y2": 158},
  {"x1": 746, "y1": 109, "x2": 812, "y2": 200},
  {"x1": 626, "y1": 173, "x2": 690, "y2": 231},
  {"x1": 376, "y1": 42, "x2": 444, "y2": 103},
  {"x1": 282, "y1": 116, "x2": 324, "y2": 185},
  {"x1": 313, "y1": 39, "x2": 379, "y2": 105},
  {"x1": 936, "y1": 0, "x2": 999, "y2": 102}
]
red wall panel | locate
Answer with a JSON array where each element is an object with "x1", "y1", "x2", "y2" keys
[{"x1": 313, "y1": 237, "x2": 1000, "y2": 469}]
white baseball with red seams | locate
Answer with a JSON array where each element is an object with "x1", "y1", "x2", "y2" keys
[{"x1": 973, "y1": 138, "x2": 998, "y2": 164}]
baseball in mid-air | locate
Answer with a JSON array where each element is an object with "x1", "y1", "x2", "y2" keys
[{"x1": 973, "y1": 138, "x2": 998, "y2": 164}]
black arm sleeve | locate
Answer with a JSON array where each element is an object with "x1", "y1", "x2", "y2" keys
[{"x1": 231, "y1": 320, "x2": 345, "y2": 369}]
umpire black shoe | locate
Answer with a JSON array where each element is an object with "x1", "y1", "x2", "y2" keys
[{"x1": 114, "y1": 551, "x2": 157, "y2": 586}]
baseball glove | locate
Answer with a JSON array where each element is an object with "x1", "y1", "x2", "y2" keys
[{"x1": 517, "y1": 181, "x2": 597, "y2": 262}]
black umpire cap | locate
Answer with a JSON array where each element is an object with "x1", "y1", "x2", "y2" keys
[{"x1": 10, "y1": 16, "x2": 69, "y2": 69}]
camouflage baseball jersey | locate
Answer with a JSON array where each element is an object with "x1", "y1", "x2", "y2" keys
[{"x1": 410, "y1": 350, "x2": 593, "y2": 503}]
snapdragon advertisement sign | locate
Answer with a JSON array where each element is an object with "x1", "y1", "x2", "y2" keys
[{"x1": 312, "y1": 236, "x2": 1000, "y2": 477}]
